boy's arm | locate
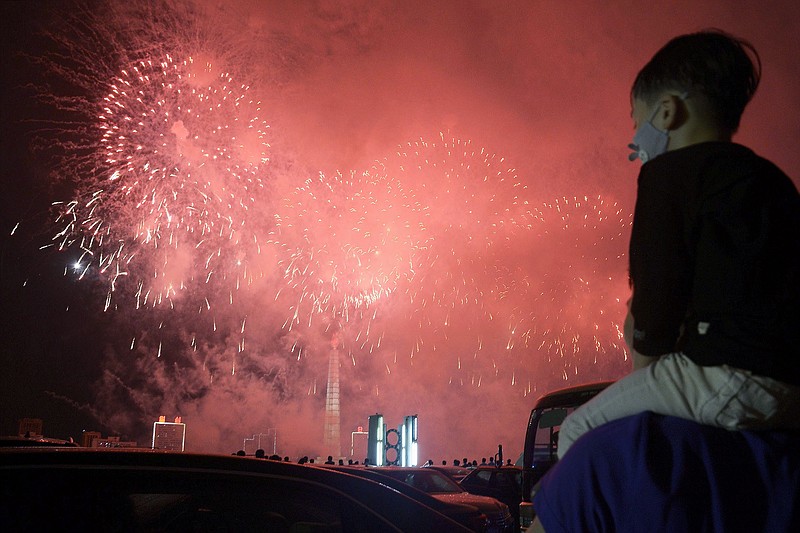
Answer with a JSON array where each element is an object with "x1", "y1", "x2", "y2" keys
[
  {"x1": 629, "y1": 170, "x2": 691, "y2": 356},
  {"x1": 624, "y1": 296, "x2": 660, "y2": 370}
]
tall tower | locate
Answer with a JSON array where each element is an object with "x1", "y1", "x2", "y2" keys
[{"x1": 323, "y1": 338, "x2": 341, "y2": 457}]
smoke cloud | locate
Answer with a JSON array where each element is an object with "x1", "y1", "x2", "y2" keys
[{"x1": 2, "y1": 0, "x2": 798, "y2": 461}]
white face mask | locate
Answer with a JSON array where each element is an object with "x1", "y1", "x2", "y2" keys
[
  {"x1": 628, "y1": 104, "x2": 668, "y2": 163},
  {"x1": 628, "y1": 92, "x2": 689, "y2": 163}
]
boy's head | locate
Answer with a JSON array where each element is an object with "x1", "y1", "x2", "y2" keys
[{"x1": 631, "y1": 30, "x2": 761, "y2": 135}]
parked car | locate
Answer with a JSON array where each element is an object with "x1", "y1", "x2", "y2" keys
[
  {"x1": 0, "y1": 435, "x2": 79, "y2": 447},
  {"x1": 0, "y1": 448, "x2": 473, "y2": 532},
  {"x1": 371, "y1": 466, "x2": 515, "y2": 533},
  {"x1": 324, "y1": 464, "x2": 487, "y2": 532},
  {"x1": 519, "y1": 381, "x2": 613, "y2": 529},
  {"x1": 459, "y1": 465, "x2": 522, "y2": 531}
]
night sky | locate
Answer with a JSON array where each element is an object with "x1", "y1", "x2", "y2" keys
[{"x1": 1, "y1": 0, "x2": 798, "y2": 460}]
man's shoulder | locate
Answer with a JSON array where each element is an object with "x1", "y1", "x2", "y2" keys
[
  {"x1": 562, "y1": 411, "x2": 800, "y2": 461},
  {"x1": 534, "y1": 412, "x2": 800, "y2": 533}
]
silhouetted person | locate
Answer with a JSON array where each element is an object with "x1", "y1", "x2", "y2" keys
[
  {"x1": 453, "y1": 459, "x2": 460, "y2": 466},
  {"x1": 236, "y1": 450, "x2": 246, "y2": 456},
  {"x1": 255, "y1": 449, "x2": 265, "y2": 458},
  {"x1": 325, "y1": 455, "x2": 335, "y2": 465},
  {"x1": 481, "y1": 457, "x2": 487, "y2": 465}
]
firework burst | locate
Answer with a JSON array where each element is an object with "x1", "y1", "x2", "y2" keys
[
  {"x1": 270, "y1": 168, "x2": 419, "y2": 339},
  {"x1": 378, "y1": 133, "x2": 535, "y2": 357},
  {"x1": 269, "y1": 133, "x2": 631, "y2": 392},
  {"x1": 38, "y1": 2, "x2": 273, "y2": 312},
  {"x1": 364, "y1": 135, "x2": 632, "y2": 392},
  {"x1": 29, "y1": 2, "x2": 635, "y2": 448},
  {"x1": 502, "y1": 194, "x2": 632, "y2": 389}
]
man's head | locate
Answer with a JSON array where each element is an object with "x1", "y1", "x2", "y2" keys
[{"x1": 631, "y1": 30, "x2": 761, "y2": 137}]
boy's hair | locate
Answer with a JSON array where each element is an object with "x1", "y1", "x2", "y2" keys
[{"x1": 631, "y1": 29, "x2": 761, "y2": 134}]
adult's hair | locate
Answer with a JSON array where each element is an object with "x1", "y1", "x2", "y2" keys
[{"x1": 631, "y1": 29, "x2": 761, "y2": 134}]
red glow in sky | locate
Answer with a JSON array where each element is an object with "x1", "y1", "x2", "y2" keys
[{"x1": 1, "y1": 0, "x2": 798, "y2": 460}]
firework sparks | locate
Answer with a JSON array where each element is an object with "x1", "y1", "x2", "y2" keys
[
  {"x1": 365, "y1": 135, "x2": 631, "y2": 389},
  {"x1": 397, "y1": 134, "x2": 532, "y2": 291},
  {"x1": 51, "y1": 51, "x2": 271, "y2": 310},
  {"x1": 268, "y1": 132, "x2": 631, "y2": 391},
  {"x1": 28, "y1": 2, "x2": 635, "y2": 458},
  {"x1": 505, "y1": 194, "x2": 632, "y2": 387},
  {"x1": 270, "y1": 168, "x2": 419, "y2": 340},
  {"x1": 35, "y1": 0, "x2": 632, "y2": 397}
]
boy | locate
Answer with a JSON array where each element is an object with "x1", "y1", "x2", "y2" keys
[{"x1": 557, "y1": 29, "x2": 800, "y2": 459}]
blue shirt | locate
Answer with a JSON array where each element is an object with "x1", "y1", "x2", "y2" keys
[{"x1": 533, "y1": 412, "x2": 800, "y2": 532}]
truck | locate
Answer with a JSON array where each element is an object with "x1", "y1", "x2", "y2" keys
[{"x1": 518, "y1": 381, "x2": 612, "y2": 529}]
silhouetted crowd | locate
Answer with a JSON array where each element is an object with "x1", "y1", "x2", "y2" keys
[
  {"x1": 426, "y1": 456, "x2": 514, "y2": 467},
  {"x1": 232, "y1": 450, "x2": 516, "y2": 467}
]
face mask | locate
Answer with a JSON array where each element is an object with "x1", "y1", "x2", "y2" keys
[{"x1": 628, "y1": 104, "x2": 668, "y2": 163}]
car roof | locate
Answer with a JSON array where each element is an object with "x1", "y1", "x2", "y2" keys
[
  {"x1": 0, "y1": 448, "x2": 472, "y2": 532},
  {"x1": 460, "y1": 465, "x2": 521, "y2": 480},
  {"x1": 465, "y1": 465, "x2": 521, "y2": 471},
  {"x1": 0, "y1": 435, "x2": 79, "y2": 447},
  {"x1": 375, "y1": 465, "x2": 463, "y2": 476},
  {"x1": 425, "y1": 465, "x2": 472, "y2": 474},
  {"x1": 533, "y1": 381, "x2": 614, "y2": 409},
  {"x1": 370, "y1": 466, "x2": 467, "y2": 491}
]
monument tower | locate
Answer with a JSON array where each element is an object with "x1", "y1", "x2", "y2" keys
[{"x1": 323, "y1": 335, "x2": 341, "y2": 457}]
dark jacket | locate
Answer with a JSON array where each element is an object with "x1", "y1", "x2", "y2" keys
[{"x1": 629, "y1": 142, "x2": 800, "y2": 385}]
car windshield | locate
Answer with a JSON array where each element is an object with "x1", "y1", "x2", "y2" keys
[
  {"x1": 432, "y1": 466, "x2": 470, "y2": 480},
  {"x1": 379, "y1": 469, "x2": 464, "y2": 494}
]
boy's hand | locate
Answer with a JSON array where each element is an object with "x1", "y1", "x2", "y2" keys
[
  {"x1": 624, "y1": 295, "x2": 660, "y2": 371},
  {"x1": 623, "y1": 297, "x2": 634, "y2": 349}
]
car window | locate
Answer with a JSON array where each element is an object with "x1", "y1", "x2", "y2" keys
[
  {"x1": 471, "y1": 469, "x2": 492, "y2": 487},
  {"x1": 495, "y1": 471, "x2": 518, "y2": 491},
  {"x1": 533, "y1": 406, "x2": 577, "y2": 460},
  {"x1": 424, "y1": 471, "x2": 463, "y2": 493},
  {"x1": 382, "y1": 469, "x2": 462, "y2": 494}
]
